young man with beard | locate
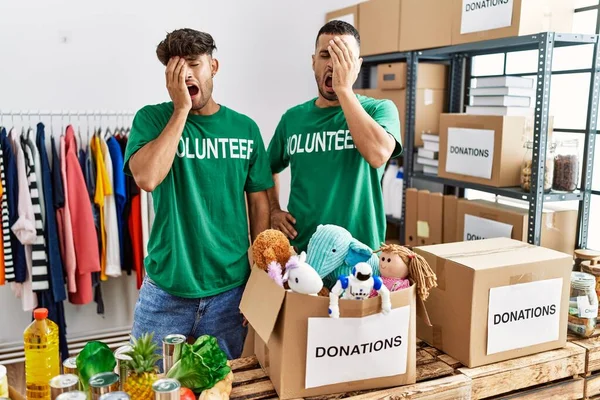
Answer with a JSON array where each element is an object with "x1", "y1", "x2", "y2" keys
[
  {"x1": 267, "y1": 20, "x2": 402, "y2": 254},
  {"x1": 124, "y1": 28, "x2": 273, "y2": 361}
]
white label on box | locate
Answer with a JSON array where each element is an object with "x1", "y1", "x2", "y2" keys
[
  {"x1": 461, "y1": 0, "x2": 514, "y2": 34},
  {"x1": 445, "y1": 127, "x2": 495, "y2": 179},
  {"x1": 463, "y1": 214, "x2": 513, "y2": 241},
  {"x1": 305, "y1": 306, "x2": 410, "y2": 388},
  {"x1": 487, "y1": 278, "x2": 563, "y2": 355},
  {"x1": 329, "y1": 13, "x2": 355, "y2": 27},
  {"x1": 424, "y1": 89, "x2": 434, "y2": 106}
]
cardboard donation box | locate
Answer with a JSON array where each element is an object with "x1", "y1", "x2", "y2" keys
[
  {"x1": 456, "y1": 198, "x2": 578, "y2": 254},
  {"x1": 359, "y1": 0, "x2": 453, "y2": 55},
  {"x1": 438, "y1": 113, "x2": 532, "y2": 187},
  {"x1": 452, "y1": 0, "x2": 574, "y2": 45},
  {"x1": 240, "y1": 267, "x2": 429, "y2": 399},
  {"x1": 325, "y1": 4, "x2": 359, "y2": 28},
  {"x1": 415, "y1": 237, "x2": 572, "y2": 368}
]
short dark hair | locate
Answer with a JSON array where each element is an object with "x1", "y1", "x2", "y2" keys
[
  {"x1": 156, "y1": 28, "x2": 217, "y2": 66},
  {"x1": 315, "y1": 20, "x2": 360, "y2": 47}
]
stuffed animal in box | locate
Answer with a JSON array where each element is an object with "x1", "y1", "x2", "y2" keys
[
  {"x1": 371, "y1": 243, "x2": 437, "y2": 301},
  {"x1": 282, "y1": 251, "x2": 323, "y2": 296},
  {"x1": 328, "y1": 262, "x2": 391, "y2": 318},
  {"x1": 251, "y1": 229, "x2": 293, "y2": 286},
  {"x1": 306, "y1": 224, "x2": 380, "y2": 289}
]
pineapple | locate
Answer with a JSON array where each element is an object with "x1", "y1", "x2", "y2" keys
[{"x1": 123, "y1": 332, "x2": 162, "y2": 400}]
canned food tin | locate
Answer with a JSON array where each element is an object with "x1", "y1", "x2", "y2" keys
[
  {"x1": 0, "y1": 365, "x2": 8, "y2": 399},
  {"x1": 56, "y1": 391, "x2": 87, "y2": 400},
  {"x1": 99, "y1": 391, "x2": 130, "y2": 400},
  {"x1": 63, "y1": 357, "x2": 78, "y2": 375},
  {"x1": 89, "y1": 372, "x2": 119, "y2": 400},
  {"x1": 152, "y1": 378, "x2": 181, "y2": 400},
  {"x1": 50, "y1": 374, "x2": 80, "y2": 400},
  {"x1": 162, "y1": 334, "x2": 186, "y2": 374},
  {"x1": 113, "y1": 345, "x2": 132, "y2": 390}
]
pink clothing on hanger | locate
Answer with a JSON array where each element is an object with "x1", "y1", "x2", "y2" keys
[
  {"x1": 65, "y1": 126, "x2": 100, "y2": 305},
  {"x1": 58, "y1": 135, "x2": 78, "y2": 294}
]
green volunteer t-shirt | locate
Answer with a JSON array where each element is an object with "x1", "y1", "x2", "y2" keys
[
  {"x1": 268, "y1": 94, "x2": 402, "y2": 253},
  {"x1": 124, "y1": 102, "x2": 274, "y2": 298}
]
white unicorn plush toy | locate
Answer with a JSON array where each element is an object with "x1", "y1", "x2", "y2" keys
[{"x1": 283, "y1": 251, "x2": 324, "y2": 296}]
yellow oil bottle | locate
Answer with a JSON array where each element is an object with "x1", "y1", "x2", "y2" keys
[{"x1": 24, "y1": 308, "x2": 60, "y2": 400}]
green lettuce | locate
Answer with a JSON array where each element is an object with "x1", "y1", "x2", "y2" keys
[
  {"x1": 166, "y1": 335, "x2": 231, "y2": 393},
  {"x1": 76, "y1": 341, "x2": 117, "y2": 392}
]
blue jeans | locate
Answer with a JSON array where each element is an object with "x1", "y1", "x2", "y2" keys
[{"x1": 130, "y1": 275, "x2": 247, "y2": 370}]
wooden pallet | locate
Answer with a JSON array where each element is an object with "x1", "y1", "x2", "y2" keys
[
  {"x1": 570, "y1": 332, "x2": 600, "y2": 399},
  {"x1": 230, "y1": 341, "x2": 585, "y2": 400}
]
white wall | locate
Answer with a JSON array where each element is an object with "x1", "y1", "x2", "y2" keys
[{"x1": 0, "y1": 0, "x2": 361, "y2": 344}]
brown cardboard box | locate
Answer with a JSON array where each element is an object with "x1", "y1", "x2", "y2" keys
[
  {"x1": 443, "y1": 195, "x2": 458, "y2": 243},
  {"x1": 399, "y1": 0, "x2": 453, "y2": 51},
  {"x1": 405, "y1": 188, "x2": 418, "y2": 247},
  {"x1": 427, "y1": 193, "x2": 444, "y2": 245},
  {"x1": 456, "y1": 198, "x2": 578, "y2": 254},
  {"x1": 377, "y1": 63, "x2": 448, "y2": 91},
  {"x1": 240, "y1": 267, "x2": 428, "y2": 399},
  {"x1": 438, "y1": 113, "x2": 531, "y2": 187},
  {"x1": 359, "y1": 0, "x2": 453, "y2": 56},
  {"x1": 415, "y1": 237, "x2": 572, "y2": 368},
  {"x1": 360, "y1": 88, "x2": 447, "y2": 146},
  {"x1": 452, "y1": 0, "x2": 574, "y2": 45},
  {"x1": 325, "y1": 4, "x2": 359, "y2": 28},
  {"x1": 417, "y1": 190, "x2": 430, "y2": 246}
]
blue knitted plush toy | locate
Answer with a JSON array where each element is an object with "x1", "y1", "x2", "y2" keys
[{"x1": 305, "y1": 224, "x2": 380, "y2": 289}]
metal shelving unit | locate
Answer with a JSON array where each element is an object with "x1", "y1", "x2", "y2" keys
[{"x1": 361, "y1": 32, "x2": 600, "y2": 248}]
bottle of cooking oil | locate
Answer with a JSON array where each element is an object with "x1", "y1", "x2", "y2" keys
[{"x1": 24, "y1": 308, "x2": 60, "y2": 400}]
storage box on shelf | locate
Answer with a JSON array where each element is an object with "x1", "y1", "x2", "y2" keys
[
  {"x1": 415, "y1": 237, "x2": 572, "y2": 368},
  {"x1": 456, "y1": 198, "x2": 578, "y2": 254},
  {"x1": 357, "y1": 0, "x2": 453, "y2": 56},
  {"x1": 325, "y1": 4, "x2": 359, "y2": 28},
  {"x1": 438, "y1": 113, "x2": 546, "y2": 188},
  {"x1": 451, "y1": 0, "x2": 574, "y2": 45},
  {"x1": 356, "y1": 62, "x2": 448, "y2": 146}
]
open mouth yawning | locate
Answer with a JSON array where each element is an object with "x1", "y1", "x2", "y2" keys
[
  {"x1": 325, "y1": 75, "x2": 333, "y2": 92},
  {"x1": 187, "y1": 84, "x2": 199, "y2": 97}
]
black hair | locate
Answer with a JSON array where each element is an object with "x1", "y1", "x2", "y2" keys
[
  {"x1": 156, "y1": 28, "x2": 217, "y2": 66},
  {"x1": 315, "y1": 20, "x2": 360, "y2": 47}
]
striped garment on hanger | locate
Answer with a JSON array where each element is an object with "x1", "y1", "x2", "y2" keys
[
  {"x1": 0, "y1": 129, "x2": 14, "y2": 281},
  {"x1": 22, "y1": 133, "x2": 49, "y2": 291}
]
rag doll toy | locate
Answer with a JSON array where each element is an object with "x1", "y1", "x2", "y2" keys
[
  {"x1": 282, "y1": 251, "x2": 324, "y2": 296},
  {"x1": 371, "y1": 243, "x2": 437, "y2": 301},
  {"x1": 251, "y1": 229, "x2": 293, "y2": 286},
  {"x1": 328, "y1": 262, "x2": 391, "y2": 318}
]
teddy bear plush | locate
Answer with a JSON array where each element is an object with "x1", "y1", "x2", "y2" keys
[{"x1": 251, "y1": 229, "x2": 293, "y2": 272}]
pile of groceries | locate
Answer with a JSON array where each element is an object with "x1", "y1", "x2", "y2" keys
[{"x1": 1, "y1": 308, "x2": 234, "y2": 400}]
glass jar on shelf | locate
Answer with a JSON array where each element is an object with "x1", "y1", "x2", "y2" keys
[
  {"x1": 568, "y1": 271, "x2": 599, "y2": 338},
  {"x1": 520, "y1": 140, "x2": 555, "y2": 193},
  {"x1": 553, "y1": 139, "x2": 580, "y2": 192}
]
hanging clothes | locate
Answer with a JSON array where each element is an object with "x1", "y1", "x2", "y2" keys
[
  {"x1": 90, "y1": 135, "x2": 111, "y2": 281},
  {"x1": 36, "y1": 123, "x2": 67, "y2": 303},
  {"x1": 20, "y1": 130, "x2": 50, "y2": 292},
  {"x1": 0, "y1": 134, "x2": 6, "y2": 285},
  {"x1": 116, "y1": 135, "x2": 134, "y2": 276},
  {"x1": 53, "y1": 135, "x2": 77, "y2": 295},
  {"x1": 63, "y1": 125, "x2": 100, "y2": 305},
  {"x1": 80, "y1": 145, "x2": 104, "y2": 315},
  {"x1": 1, "y1": 127, "x2": 24, "y2": 283},
  {"x1": 99, "y1": 137, "x2": 121, "y2": 278},
  {"x1": 9, "y1": 128, "x2": 37, "y2": 312},
  {"x1": 106, "y1": 137, "x2": 126, "y2": 270}
]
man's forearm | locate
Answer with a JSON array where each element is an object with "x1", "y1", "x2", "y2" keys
[
  {"x1": 338, "y1": 89, "x2": 395, "y2": 168},
  {"x1": 129, "y1": 108, "x2": 188, "y2": 191},
  {"x1": 248, "y1": 191, "x2": 271, "y2": 242},
  {"x1": 267, "y1": 174, "x2": 281, "y2": 212}
]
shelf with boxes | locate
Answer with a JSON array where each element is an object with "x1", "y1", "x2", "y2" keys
[
  {"x1": 328, "y1": 0, "x2": 600, "y2": 249},
  {"x1": 356, "y1": 31, "x2": 600, "y2": 248}
]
